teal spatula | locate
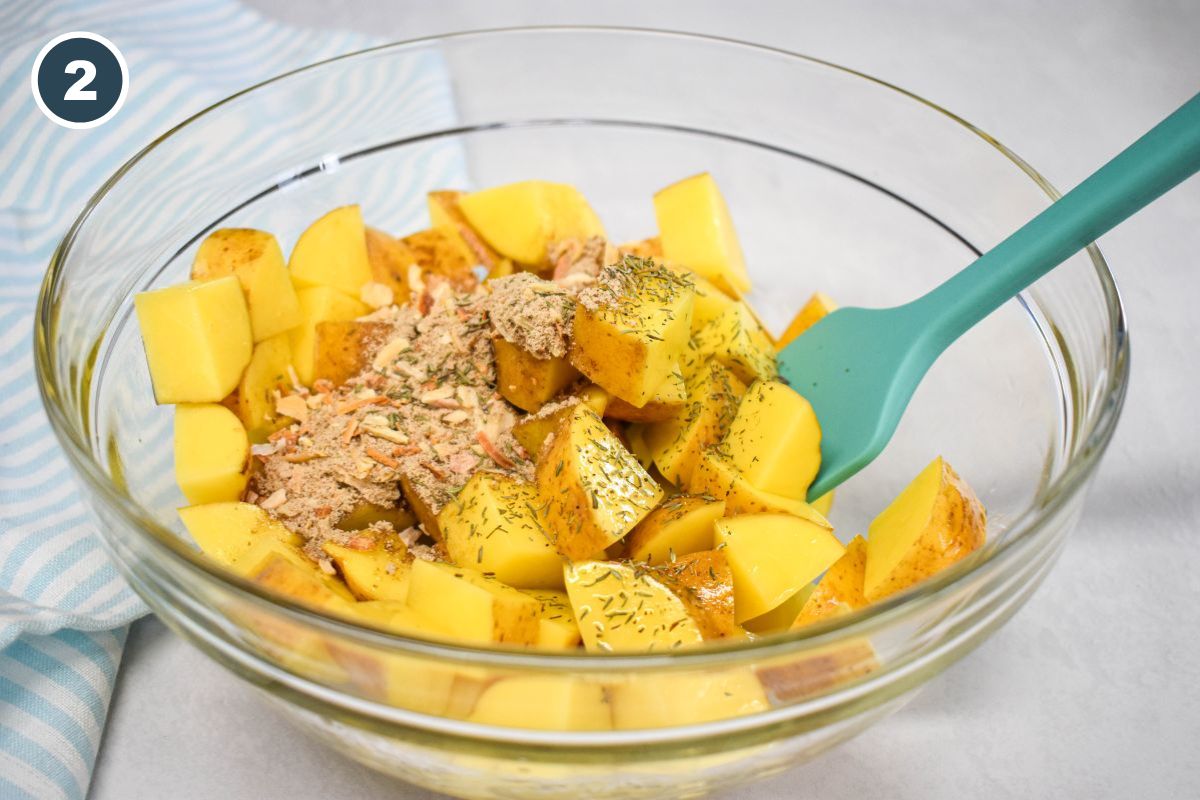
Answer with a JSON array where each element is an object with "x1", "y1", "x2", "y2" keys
[{"x1": 783, "y1": 92, "x2": 1200, "y2": 501}]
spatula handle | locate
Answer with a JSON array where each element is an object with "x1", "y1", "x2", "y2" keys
[{"x1": 912, "y1": 91, "x2": 1200, "y2": 352}]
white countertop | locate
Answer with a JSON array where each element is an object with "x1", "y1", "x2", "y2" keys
[{"x1": 89, "y1": 1, "x2": 1200, "y2": 798}]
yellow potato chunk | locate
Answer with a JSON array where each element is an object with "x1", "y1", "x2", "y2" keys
[
  {"x1": 756, "y1": 639, "x2": 878, "y2": 702},
  {"x1": 334, "y1": 502, "x2": 416, "y2": 533},
  {"x1": 691, "y1": 302, "x2": 777, "y2": 384},
  {"x1": 776, "y1": 291, "x2": 837, "y2": 351},
  {"x1": 864, "y1": 457, "x2": 986, "y2": 601},
  {"x1": 333, "y1": 599, "x2": 427, "y2": 635},
  {"x1": 428, "y1": 190, "x2": 503, "y2": 269},
  {"x1": 492, "y1": 337, "x2": 580, "y2": 413},
  {"x1": 327, "y1": 643, "x2": 458, "y2": 714},
  {"x1": 564, "y1": 561, "x2": 703, "y2": 653},
  {"x1": 625, "y1": 495, "x2": 725, "y2": 565},
  {"x1": 401, "y1": 228, "x2": 477, "y2": 290},
  {"x1": 288, "y1": 205, "x2": 373, "y2": 297},
  {"x1": 173, "y1": 403, "x2": 250, "y2": 504},
  {"x1": 611, "y1": 669, "x2": 767, "y2": 729},
  {"x1": 134, "y1": 276, "x2": 252, "y2": 403},
  {"x1": 570, "y1": 257, "x2": 694, "y2": 407},
  {"x1": 313, "y1": 320, "x2": 391, "y2": 386},
  {"x1": 511, "y1": 386, "x2": 608, "y2": 458},
  {"x1": 686, "y1": 270, "x2": 738, "y2": 333},
  {"x1": 536, "y1": 406, "x2": 663, "y2": 560},
  {"x1": 715, "y1": 513, "x2": 845, "y2": 623},
  {"x1": 723, "y1": 380, "x2": 821, "y2": 499},
  {"x1": 228, "y1": 334, "x2": 292, "y2": 442},
  {"x1": 469, "y1": 677, "x2": 611, "y2": 730},
  {"x1": 404, "y1": 560, "x2": 539, "y2": 646},
  {"x1": 399, "y1": 473, "x2": 442, "y2": 540},
  {"x1": 603, "y1": 366, "x2": 686, "y2": 423},
  {"x1": 288, "y1": 286, "x2": 369, "y2": 385},
  {"x1": 742, "y1": 584, "x2": 815, "y2": 634},
  {"x1": 644, "y1": 360, "x2": 745, "y2": 486},
  {"x1": 250, "y1": 551, "x2": 347, "y2": 610},
  {"x1": 795, "y1": 535, "x2": 868, "y2": 627},
  {"x1": 439, "y1": 472, "x2": 563, "y2": 590},
  {"x1": 321, "y1": 536, "x2": 412, "y2": 602},
  {"x1": 191, "y1": 228, "x2": 302, "y2": 342},
  {"x1": 364, "y1": 226, "x2": 416, "y2": 302},
  {"x1": 457, "y1": 181, "x2": 605, "y2": 266},
  {"x1": 685, "y1": 447, "x2": 831, "y2": 523},
  {"x1": 647, "y1": 550, "x2": 738, "y2": 640},
  {"x1": 812, "y1": 490, "x2": 835, "y2": 517},
  {"x1": 178, "y1": 501, "x2": 300, "y2": 566},
  {"x1": 653, "y1": 172, "x2": 751, "y2": 296},
  {"x1": 624, "y1": 423, "x2": 654, "y2": 469},
  {"x1": 525, "y1": 590, "x2": 582, "y2": 650}
]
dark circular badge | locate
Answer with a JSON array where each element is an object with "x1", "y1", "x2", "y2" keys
[{"x1": 31, "y1": 32, "x2": 128, "y2": 129}]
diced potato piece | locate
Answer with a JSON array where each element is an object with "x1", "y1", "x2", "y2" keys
[
  {"x1": 439, "y1": 472, "x2": 562, "y2": 589},
  {"x1": 321, "y1": 535, "x2": 412, "y2": 602},
  {"x1": 331, "y1": 599, "x2": 427, "y2": 635},
  {"x1": 313, "y1": 320, "x2": 391, "y2": 386},
  {"x1": 228, "y1": 334, "x2": 292, "y2": 442},
  {"x1": 723, "y1": 380, "x2": 821, "y2": 499},
  {"x1": 604, "y1": 365, "x2": 686, "y2": 423},
  {"x1": 364, "y1": 226, "x2": 416, "y2": 302},
  {"x1": 686, "y1": 270, "x2": 738, "y2": 333},
  {"x1": 812, "y1": 490, "x2": 834, "y2": 517},
  {"x1": 685, "y1": 448, "x2": 831, "y2": 524},
  {"x1": 570, "y1": 258, "x2": 694, "y2": 407},
  {"x1": 327, "y1": 642, "x2": 458, "y2": 714},
  {"x1": 755, "y1": 639, "x2": 878, "y2": 702},
  {"x1": 536, "y1": 406, "x2": 663, "y2": 560},
  {"x1": 864, "y1": 457, "x2": 986, "y2": 601},
  {"x1": 624, "y1": 423, "x2": 654, "y2": 469},
  {"x1": 644, "y1": 361, "x2": 745, "y2": 486},
  {"x1": 401, "y1": 228, "x2": 476, "y2": 290},
  {"x1": 174, "y1": 404, "x2": 250, "y2": 504},
  {"x1": 469, "y1": 677, "x2": 611, "y2": 730},
  {"x1": 647, "y1": 550, "x2": 738, "y2": 640},
  {"x1": 288, "y1": 286, "x2": 369, "y2": 385},
  {"x1": 249, "y1": 551, "x2": 347, "y2": 611},
  {"x1": 625, "y1": 495, "x2": 725, "y2": 565},
  {"x1": 457, "y1": 181, "x2": 605, "y2": 266},
  {"x1": 335, "y1": 502, "x2": 416, "y2": 533},
  {"x1": 191, "y1": 229, "x2": 301, "y2": 342},
  {"x1": 511, "y1": 387, "x2": 608, "y2": 458},
  {"x1": 525, "y1": 590, "x2": 582, "y2": 650},
  {"x1": 427, "y1": 190, "x2": 502, "y2": 269},
  {"x1": 134, "y1": 276, "x2": 252, "y2": 403},
  {"x1": 776, "y1": 291, "x2": 837, "y2": 350},
  {"x1": 493, "y1": 337, "x2": 580, "y2": 413},
  {"x1": 715, "y1": 514, "x2": 844, "y2": 623},
  {"x1": 399, "y1": 473, "x2": 441, "y2": 540},
  {"x1": 795, "y1": 535, "x2": 868, "y2": 627},
  {"x1": 178, "y1": 501, "x2": 300, "y2": 565},
  {"x1": 405, "y1": 560, "x2": 539, "y2": 646},
  {"x1": 611, "y1": 669, "x2": 767, "y2": 729},
  {"x1": 617, "y1": 237, "x2": 663, "y2": 259},
  {"x1": 742, "y1": 584, "x2": 815, "y2": 634},
  {"x1": 691, "y1": 303, "x2": 777, "y2": 384},
  {"x1": 653, "y1": 172, "x2": 751, "y2": 296},
  {"x1": 289, "y1": 205, "x2": 372, "y2": 297},
  {"x1": 564, "y1": 561, "x2": 703, "y2": 653}
]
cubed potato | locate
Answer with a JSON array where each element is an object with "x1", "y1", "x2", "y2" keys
[
  {"x1": 289, "y1": 205, "x2": 373, "y2": 297},
  {"x1": 617, "y1": 236, "x2": 663, "y2": 259},
  {"x1": 401, "y1": 228, "x2": 477, "y2": 290},
  {"x1": 691, "y1": 302, "x2": 777, "y2": 384},
  {"x1": 327, "y1": 642, "x2": 458, "y2": 714},
  {"x1": 723, "y1": 380, "x2": 821, "y2": 499},
  {"x1": 776, "y1": 291, "x2": 837, "y2": 350},
  {"x1": 173, "y1": 403, "x2": 250, "y2": 504},
  {"x1": 644, "y1": 360, "x2": 745, "y2": 486},
  {"x1": 135, "y1": 276, "x2": 252, "y2": 403},
  {"x1": 364, "y1": 226, "x2": 416, "y2": 302},
  {"x1": 469, "y1": 677, "x2": 611, "y2": 730},
  {"x1": 864, "y1": 457, "x2": 986, "y2": 601},
  {"x1": 427, "y1": 190, "x2": 503, "y2": 269},
  {"x1": 647, "y1": 550, "x2": 738, "y2": 640},
  {"x1": 399, "y1": 473, "x2": 442, "y2": 540},
  {"x1": 685, "y1": 448, "x2": 832, "y2": 524},
  {"x1": 404, "y1": 560, "x2": 540, "y2": 646},
  {"x1": 439, "y1": 472, "x2": 563, "y2": 589},
  {"x1": 492, "y1": 337, "x2": 580, "y2": 413},
  {"x1": 794, "y1": 535, "x2": 868, "y2": 627},
  {"x1": 564, "y1": 561, "x2": 703, "y2": 653},
  {"x1": 624, "y1": 423, "x2": 654, "y2": 469},
  {"x1": 624, "y1": 495, "x2": 725, "y2": 565},
  {"x1": 457, "y1": 181, "x2": 605, "y2": 266},
  {"x1": 313, "y1": 320, "x2": 392, "y2": 386},
  {"x1": 653, "y1": 172, "x2": 751, "y2": 296},
  {"x1": 228, "y1": 334, "x2": 292, "y2": 442},
  {"x1": 321, "y1": 535, "x2": 412, "y2": 602},
  {"x1": 335, "y1": 501, "x2": 416, "y2": 533},
  {"x1": 249, "y1": 551, "x2": 348, "y2": 611},
  {"x1": 610, "y1": 669, "x2": 767, "y2": 729},
  {"x1": 177, "y1": 501, "x2": 300, "y2": 566},
  {"x1": 755, "y1": 639, "x2": 878, "y2": 703},
  {"x1": 570, "y1": 258, "x2": 694, "y2": 407},
  {"x1": 685, "y1": 270, "x2": 739, "y2": 333},
  {"x1": 536, "y1": 406, "x2": 663, "y2": 560},
  {"x1": 288, "y1": 286, "x2": 369, "y2": 385},
  {"x1": 191, "y1": 228, "x2": 302, "y2": 342},
  {"x1": 742, "y1": 584, "x2": 815, "y2": 634},
  {"x1": 332, "y1": 599, "x2": 428, "y2": 636},
  {"x1": 525, "y1": 589, "x2": 582, "y2": 650},
  {"x1": 604, "y1": 365, "x2": 686, "y2": 423},
  {"x1": 715, "y1": 513, "x2": 845, "y2": 623},
  {"x1": 812, "y1": 490, "x2": 834, "y2": 517},
  {"x1": 511, "y1": 386, "x2": 608, "y2": 458}
]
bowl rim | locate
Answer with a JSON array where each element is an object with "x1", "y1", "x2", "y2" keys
[{"x1": 34, "y1": 25, "x2": 1130, "y2": 673}]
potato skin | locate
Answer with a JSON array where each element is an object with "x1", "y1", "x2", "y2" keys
[
  {"x1": 402, "y1": 228, "x2": 477, "y2": 290},
  {"x1": 493, "y1": 337, "x2": 580, "y2": 413},
  {"x1": 648, "y1": 549, "x2": 739, "y2": 640},
  {"x1": 312, "y1": 320, "x2": 392, "y2": 386},
  {"x1": 365, "y1": 227, "x2": 416, "y2": 302}
]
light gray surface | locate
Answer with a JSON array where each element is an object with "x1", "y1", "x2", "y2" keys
[{"x1": 90, "y1": 1, "x2": 1200, "y2": 798}]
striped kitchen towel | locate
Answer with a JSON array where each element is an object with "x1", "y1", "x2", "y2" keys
[{"x1": 0, "y1": 2, "x2": 461, "y2": 797}]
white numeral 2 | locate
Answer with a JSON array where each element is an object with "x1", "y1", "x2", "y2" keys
[{"x1": 63, "y1": 60, "x2": 97, "y2": 101}]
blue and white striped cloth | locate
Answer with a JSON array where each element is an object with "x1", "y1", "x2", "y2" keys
[{"x1": 0, "y1": 3, "x2": 458, "y2": 797}]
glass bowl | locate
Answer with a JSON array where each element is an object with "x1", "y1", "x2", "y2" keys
[{"x1": 35, "y1": 27, "x2": 1128, "y2": 800}]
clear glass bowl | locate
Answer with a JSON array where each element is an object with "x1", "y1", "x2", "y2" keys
[{"x1": 35, "y1": 28, "x2": 1128, "y2": 800}]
